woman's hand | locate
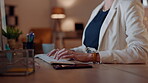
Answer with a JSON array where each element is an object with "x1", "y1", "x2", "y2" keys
[
  {"x1": 47, "y1": 49, "x2": 60, "y2": 59},
  {"x1": 47, "y1": 48, "x2": 93, "y2": 62}
]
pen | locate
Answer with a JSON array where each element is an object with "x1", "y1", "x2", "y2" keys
[
  {"x1": 26, "y1": 32, "x2": 35, "y2": 43},
  {"x1": 26, "y1": 34, "x2": 29, "y2": 42}
]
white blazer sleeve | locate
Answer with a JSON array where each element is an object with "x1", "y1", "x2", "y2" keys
[{"x1": 70, "y1": 45, "x2": 87, "y2": 53}]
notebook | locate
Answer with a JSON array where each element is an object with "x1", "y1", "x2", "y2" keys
[{"x1": 35, "y1": 54, "x2": 75, "y2": 64}]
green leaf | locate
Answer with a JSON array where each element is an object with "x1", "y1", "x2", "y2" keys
[{"x1": 2, "y1": 26, "x2": 23, "y2": 39}]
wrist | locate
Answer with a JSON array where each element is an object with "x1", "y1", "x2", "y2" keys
[
  {"x1": 91, "y1": 53, "x2": 100, "y2": 64},
  {"x1": 96, "y1": 53, "x2": 100, "y2": 62}
]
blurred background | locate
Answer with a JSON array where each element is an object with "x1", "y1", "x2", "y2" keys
[{"x1": 3, "y1": 0, "x2": 148, "y2": 54}]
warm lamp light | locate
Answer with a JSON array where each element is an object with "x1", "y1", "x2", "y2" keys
[
  {"x1": 57, "y1": 0, "x2": 76, "y2": 8},
  {"x1": 51, "y1": 7, "x2": 66, "y2": 19},
  {"x1": 51, "y1": 7, "x2": 66, "y2": 48}
]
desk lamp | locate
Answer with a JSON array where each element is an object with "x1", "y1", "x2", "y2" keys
[
  {"x1": 51, "y1": 7, "x2": 66, "y2": 31},
  {"x1": 51, "y1": 7, "x2": 66, "y2": 48}
]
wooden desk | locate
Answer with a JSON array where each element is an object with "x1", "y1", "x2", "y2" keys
[
  {"x1": 105, "y1": 64, "x2": 148, "y2": 79},
  {"x1": 0, "y1": 59, "x2": 148, "y2": 83}
]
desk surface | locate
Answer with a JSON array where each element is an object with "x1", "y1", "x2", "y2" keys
[{"x1": 1, "y1": 59, "x2": 148, "y2": 83}]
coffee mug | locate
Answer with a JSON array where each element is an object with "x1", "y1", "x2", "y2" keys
[{"x1": 42, "y1": 44, "x2": 55, "y2": 54}]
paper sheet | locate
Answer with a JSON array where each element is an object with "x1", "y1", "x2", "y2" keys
[{"x1": 35, "y1": 54, "x2": 75, "y2": 64}]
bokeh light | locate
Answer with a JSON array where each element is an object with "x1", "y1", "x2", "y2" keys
[{"x1": 57, "y1": 0, "x2": 76, "y2": 8}]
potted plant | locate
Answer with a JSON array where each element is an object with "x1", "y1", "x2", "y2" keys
[{"x1": 2, "y1": 26, "x2": 23, "y2": 49}]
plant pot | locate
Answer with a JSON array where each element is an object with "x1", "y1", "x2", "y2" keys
[{"x1": 8, "y1": 39, "x2": 17, "y2": 50}]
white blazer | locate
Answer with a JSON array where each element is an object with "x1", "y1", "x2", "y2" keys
[{"x1": 72, "y1": 0, "x2": 148, "y2": 63}]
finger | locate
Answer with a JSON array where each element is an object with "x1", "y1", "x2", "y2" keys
[
  {"x1": 57, "y1": 50, "x2": 69, "y2": 60},
  {"x1": 58, "y1": 49, "x2": 74, "y2": 56},
  {"x1": 47, "y1": 49, "x2": 58, "y2": 56},
  {"x1": 53, "y1": 49, "x2": 60, "y2": 59},
  {"x1": 56, "y1": 48, "x2": 66, "y2": 55},
  {"x1": 61, "y1": 54, "x2": 75, "y2": 60},
  {"x1": 57, "y1": 50, "x2": 75, "y2": 60},
  {"x1": 54, "y1": 48, "x2": 66, "y2": 59},
  {"x1": 47, "y1": 49, "x2": 57, "y2": 56}
]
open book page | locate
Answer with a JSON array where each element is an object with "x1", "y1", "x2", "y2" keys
[
  {"x1": 35, "y1": 54, "x2": 75, "y2": 64},
  {"x1": 35, "y1": 54, "x2": 93, "y2": 64}
]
